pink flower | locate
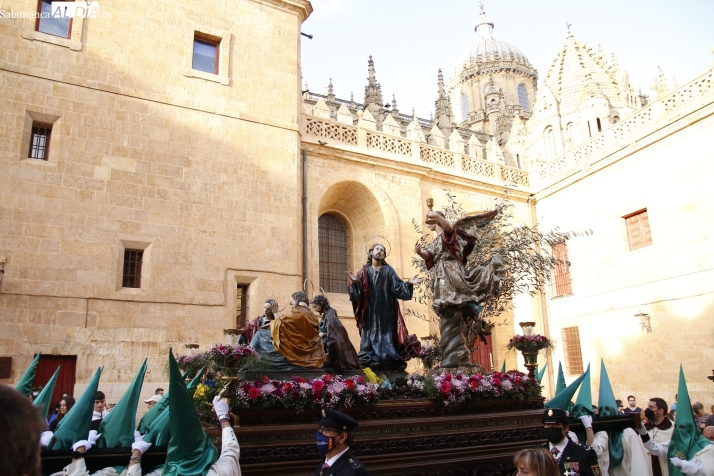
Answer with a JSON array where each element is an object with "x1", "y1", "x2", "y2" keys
[
  {"x1": 312, "y1": 380, "x2": 325, "y2": 391},
  {"x1": 323, "y1": 374, "x2": 333, "y2": 384},
  {"x1": 492, "y1": 378, "x2": 501, "y2": 386},
  {"x1": 444, "y1": 373, "x2": 452, "y2": 382},
  {"x1": 440, "y1": 382, "x2": 452, "y2": 393},
  {"x1": 514, "y1": 377, "x2": 522, "y2": 384},
  {"x1": 248, "y1": 388, "x2": 260, "y2": 399}
]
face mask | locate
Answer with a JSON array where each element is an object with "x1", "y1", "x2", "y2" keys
[
  {"x1": 645, "y1": 408, "x2": 656, "y2": 420},
  {"x1": 316, "y1": 432, "x2": 334, "y2": 454},
  {"x1": 544, "y1": 427, "x2": 565, "y2": 445}
]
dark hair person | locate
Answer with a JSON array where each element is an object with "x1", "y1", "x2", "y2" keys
[
  {"x1": 513, "y1": 448, "x2": 560, "y2": 476},
  {"x1": 49, "y1": 395, "x2": 75, "y2": 431},
  {"x1": 0, "y1": 385, "x2": 46, "y2": 476}
]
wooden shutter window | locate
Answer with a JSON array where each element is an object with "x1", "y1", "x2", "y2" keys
[
  {"x1": 552, "y1": 242, "x2": 572, "y2": 297},
  {"x1": 561, "y1": 326, "x2": 584, "y2": 375},
  {"x1": 624, "y1": 209, "x2": 653, "y2": 251}
]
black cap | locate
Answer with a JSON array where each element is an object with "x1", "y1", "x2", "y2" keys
[
  {"x1": 315, "y1": 408, "x2": 358, "y2": 432},
  {"x1": 542, "y1": 408, "x2": 570, "y2": 425}
]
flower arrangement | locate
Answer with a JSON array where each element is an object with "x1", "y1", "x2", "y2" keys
[
  {"x1": 506, "y1": 334, "x2": 554, "y2": 353},
  {"x1": 205, "y1": 343, "x2": 259, "y2": 369},
  {"x1": 175, "y1": 353, "x2": 207, "y2": 378},
  {"x1": 425, "y1": 370, "x2": 540, "y2": 406},
  {"x1": 419, "y1": 346, "x2": 439, "y2": 369},
  {"x1": 227, "y1": 374, "x2": 379, "y2": 412}
]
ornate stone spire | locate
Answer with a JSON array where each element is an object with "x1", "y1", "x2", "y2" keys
[
  {"x1": 475, "y1": 2, "x2": 495, "y2": 41},
  {"x1": 434, "y1": 69, "x2": 454, "y2": 139},
  {"x1": 391, "y1": 94, "x2": 399, "y2": 118},
  {"x1": 327, "y1": 78, "x2": 335, "y2": 102},
  {"x1": 349, "y1": 91, "x2": 355, "y2": 108},
  {"x1": 364, "y1": 56, "x2": 383, "y2": 106},
  {"x1": 364, "y1": 55, "x2": 384, "y2": 123}
]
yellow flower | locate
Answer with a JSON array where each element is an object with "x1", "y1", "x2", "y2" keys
[
  {"x1": 363, "y1": 367, "x2": 384, "y2": 385},
  {"x1": 193, "y1": 383, "x2": 207, "y2": 400}
]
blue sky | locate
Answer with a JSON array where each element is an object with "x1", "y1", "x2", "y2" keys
[{"x1": 301, "y1": 0, "x2": 714, "y2": 118}]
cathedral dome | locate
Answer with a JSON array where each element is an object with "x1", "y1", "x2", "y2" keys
[{"x1": 455, "y1": 5, "x2": 532, "y2": 70}]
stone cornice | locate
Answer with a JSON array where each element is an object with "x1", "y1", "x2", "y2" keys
[{"x1": 247, "y1": 0, "x2": 313, "y2": 22}]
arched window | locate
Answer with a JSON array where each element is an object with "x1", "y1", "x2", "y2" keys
[
  {"x1": 517, "y1": 84, "x2": 529, "y2": 112},
  {"x1": 318, "y1": 214, "x2": 348, "y2": 293},
  {"x1": 490, "y1": 98, "x2": 497, "y2": 108},
  {"x1": 544, "y1": 126, "x2": 557, "y2": 160},
  {"x1": 460, "y1": 93, "x2": 470, "y2": 122},
  {"x1": 565, "y1": 122, "x2": 574, "y2": 140}
]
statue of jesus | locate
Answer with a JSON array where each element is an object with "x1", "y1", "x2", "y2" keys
[{"x1": 347, "y1": 243, "x2": 422, "y2": 371}]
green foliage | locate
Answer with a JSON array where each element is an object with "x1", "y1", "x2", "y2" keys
[{"x1": 409, "y1": 190, "x2": 591, "y2": 350}]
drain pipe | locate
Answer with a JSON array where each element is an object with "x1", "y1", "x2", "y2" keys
[{"x1": 302, "y1": 149, "x2": 308, "y2": 284}]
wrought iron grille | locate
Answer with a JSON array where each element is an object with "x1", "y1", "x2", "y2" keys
[
  {"x1": 29, "y1": 123, "x2": 52, "y2": 160},
  {"x1": 318, "y1": 214, "x2": 348, "y2": 293},
  {"x1": 122, "y1": 249, "x2": 143, "y2": 288}
]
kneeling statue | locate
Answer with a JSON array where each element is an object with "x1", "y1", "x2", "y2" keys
[
  {"x1": 310, "y1": 294, "x2": 362, "y2": 371},
  {"x1": 250, "y1": 291, "x2": 326, "y2": 370}
]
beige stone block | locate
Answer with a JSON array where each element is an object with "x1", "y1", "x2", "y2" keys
[{"x1": 94, "y1": 165, "x2": 112, "y2": 181}]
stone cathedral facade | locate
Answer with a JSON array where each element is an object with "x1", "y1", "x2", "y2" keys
[{"x1": 1, "y1": 0, "x2": 713, "y2": 405}]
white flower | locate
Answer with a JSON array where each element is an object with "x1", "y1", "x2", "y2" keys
[
  {"x1": 299, "y1": 382, "x2": 311, "y2": 390},
  {"x1": 501, "y1": 380, "x2": 513, "y2": 391},
  {"x1": 260, "y1": 383, "x2": 276, "y2": 394},
  {"x1": 355, "y1": 384, "x2": 366, "y2": 392},
  {"x1": 328, "y1": 382, "x2": 344, "y2": 394}
]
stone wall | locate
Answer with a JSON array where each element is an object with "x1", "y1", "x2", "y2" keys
[{"x1": 0, "y1": 0, "x2": 311, "y2": 402}]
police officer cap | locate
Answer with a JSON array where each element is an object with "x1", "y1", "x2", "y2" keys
[
  {"x1": 542, "y1": 407, "x2": 570, "y2": 425},
  {"x1": 315, "y1": 408, "x2": 358, "y2": 432}
]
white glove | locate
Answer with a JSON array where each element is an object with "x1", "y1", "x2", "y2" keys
[
  {"x1": 213, "y1": 396, "x2": 230, "y2": 419},
  {"x1": 72, "y1": 431, "x2": 101, "y2": 451},
  {"x1": 131, "y1": 432, "x2": 152, "y2": 455},
  {"x1": 40, "y1": 431, "x2": 53, "y2": 447},
  {"x1": 578, "y1": 415, "x2": 593, "y2": 429},
  {"x1": 636, "y1": 423, "x2": 648, "y2": 435},
  {"x1": 670, "y1": 457, "x2": 702, "y2": 475}
]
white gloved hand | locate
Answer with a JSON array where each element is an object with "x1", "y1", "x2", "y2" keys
[
  {"x1": 578, "y1": 415, "x2": 593, "y2": 429},
  {"x1": 131, "y1": 434, "x2": 152, "y2": 455},
  {"x1": 213, "y1": 395, "x2": 230, "y2": 419},
  {"x1": 87, "y1": 430, "x2": 101, "y2": 446},
  {"x1": 72, "y1": 440, "x2": 92, "y2": 452},
  {"x1": 40, "y1": 431, "x2": 53, "y2": 448},
  {"x1": 670, "y1": 457, "x2": 701, "y2": 474},
  {"x1": 636, "y1": 423, "x2": 648, "y2": 435},
  {"x1": 134, "y1": 430, "x2": 142, "y2": 441}
]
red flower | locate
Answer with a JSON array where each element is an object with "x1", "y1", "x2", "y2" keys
[
  {"x1": 323, "y1": 374, "x2": 333, "y2": 384},
  {"x1": 356, "y1": 376, "x2": 365, "y2": 384},
  {"x1": 492, "y1": 378, "x2": 501, "y2": 386},
  {"x1": 261, "y1": 375, "x2": 270, "y2": 383},
  {"x1": 282, "y1": 382, "x2": 293, "y2": 392},
  {"x1": 444, "y1": 374, "x2": 452, "y2": 382},
  {"x1": 468, "y1": 380, "x2": 478, "y2": 389},
  {"x1": 312, "y1": 391, "x2": 322, "y2": 400},
  {"x1": 312, "y1": 380, "x2": 325, "y2": 391},
  {"x1": 514, "y1": 377, "x2": 522, "y2": 384},
  {"x1": 248, "y1": 388, "x2": 260, "y2": 399},
  {"x1": 440, "y1": 381, "x2": 452, "y2": 393},
  {"x1": 344, "y1": 379, "x2": 355, "y2": 390},
  {"x1": 474, "y1": 374, "x2": 483, "y2": 381},
  {"x1": 294, "y1": 377, "x2": 306, "y2": 384},
  {"x1": 455, "y1": 374, "x2": 463, "y2": 381}
]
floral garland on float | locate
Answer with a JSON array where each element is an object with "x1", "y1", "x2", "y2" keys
[
  {"x1": 423, "y1": 370, "x2": 540, "y2": 406},
  {"x1": 506, "y1": 322, "x2": 555, "y2": 379}
]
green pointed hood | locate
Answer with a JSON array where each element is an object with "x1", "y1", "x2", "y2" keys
[
  {"x1": 33, "y1": 366, "x2": 60, "y2": 420},
  {"x1": 163, "y1": 349, "x2": 218, "y2": 476},
  {"x1": 98, "y1": 359, "x2": 147, "y2": 448},
  {"x1": 536, "y1": 362, "x2": 548, "y2": 381},
  {"x1": 572, "y1": 364, "x2": 593, "y2": 417},
  {"x1": 138, "y1": 392, "x2": 169, "y2": 435},
  {"x1": 598, "y1": 360, "x2": 624, "y2": 468},
  {"x1": 15, "y1": 352, "x2": 41, "y2": 397},
  {"x1": 555, "y1": 362, "x2": 567, "y2": 396},
  {"x1": 545, "y1": 368, "x2": 588, "y2": 411},
  {"x1": 500, "y1": 360, "x2": 506, "y2": 373},
  {"x1": 48, "y1": 367, "x2": 102, "y2": 450},
  {"x1": 668, "y1": 365, "x2": 710, "y2": 473},
  {"x1": 144, "y1": 364, "x2": 206, "y2": 446},
  {"x1": 597, "y1": 359, "x2": 618, "y2": 417}
]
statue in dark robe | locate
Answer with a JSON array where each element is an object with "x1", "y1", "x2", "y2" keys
[
  {"x1": 348, "y1": 244, "x2": 422, "y2": 370},
  {"x1": 249, "y1": 291, "x2": 326, "y2": 370},
  {"x1": 310, "y1": 295, "x2": 362, "y2": 372},
  {"x1": 415, "y1": 209, "x2": 506, "y2": 368}
]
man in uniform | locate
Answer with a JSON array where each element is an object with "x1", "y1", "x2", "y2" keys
[
  {"x1": 314, "y1": 408, "x2": 369, "y2": 476},
  {"x1": 539, "y1": 408, "x2": 601, "y2": 476}
]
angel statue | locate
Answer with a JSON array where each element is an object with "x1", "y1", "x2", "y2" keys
[
  {"x1": 414, "y1": 207, "x2": 506, "y2": 368},
  {"x1": 348, "y1": 239, "x2": 423, "y2": 371}
]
